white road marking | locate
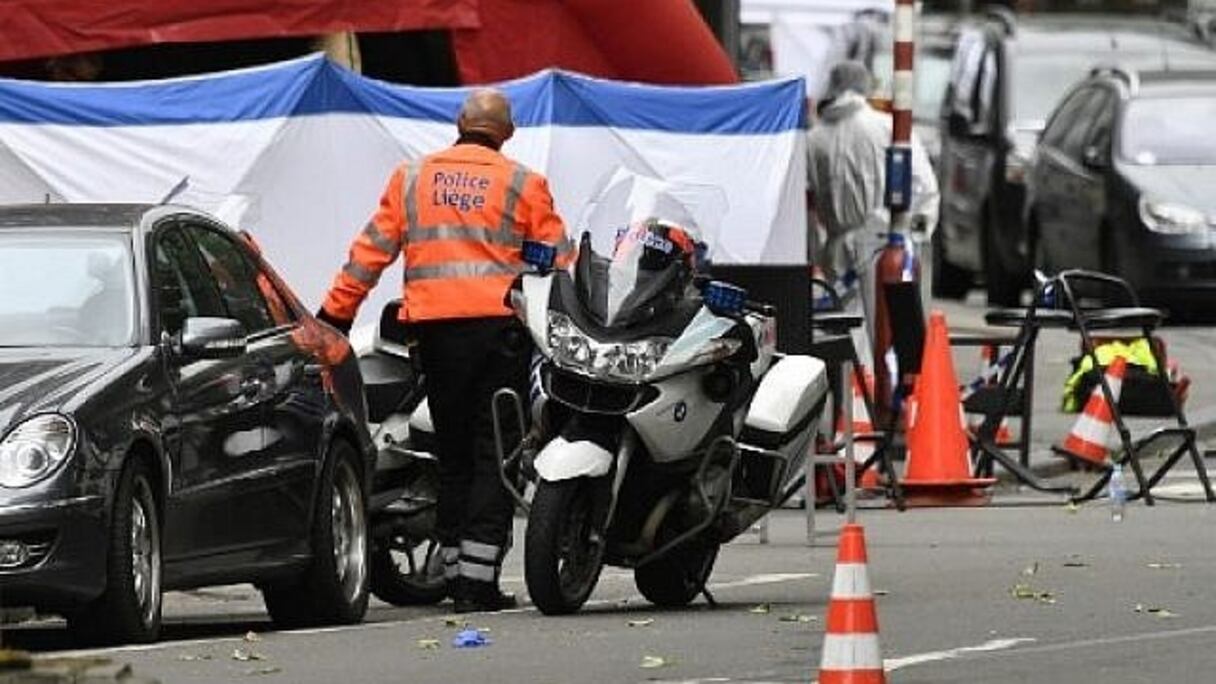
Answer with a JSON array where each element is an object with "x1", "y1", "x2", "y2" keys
[
  {"x1": 49, "y1": 571, "x2": 818, "y2": 659},
  {"x1": 883, "y1": 637, "x2": 1036, "y2": 672}
]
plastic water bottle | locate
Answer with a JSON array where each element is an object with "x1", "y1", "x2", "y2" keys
[{"x1": 1109, "y1": 463, "x2": 1128, "y2": 522}]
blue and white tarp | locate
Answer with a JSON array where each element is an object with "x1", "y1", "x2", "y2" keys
[{"x1": 0, "y1": 55, "x2": 807, "y2": 322}]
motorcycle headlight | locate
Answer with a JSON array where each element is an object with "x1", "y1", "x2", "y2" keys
[
  {"x1": 1139, "y1": 197, "x2": 1208, "y2": 235},
  {"x1": 0, "y1": 414, "x2": 76, "y2": 488},
  {"x1": 547, "y1": 312, "x2": 670, "y2": 383}
]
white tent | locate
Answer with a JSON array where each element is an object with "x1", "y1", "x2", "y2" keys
[{"x1": 0, "y1": 56, "x2": 808, "y2": 327}]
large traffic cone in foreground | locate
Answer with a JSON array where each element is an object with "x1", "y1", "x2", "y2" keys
[
  {"x1": 1055, "y1": 356, "x2": 1127, "y2": 467},
  {"x1": 835, "y1": 367, "x2": 882, "y2": 489},
  {"x1": 901, "y1": 311, "x2": 996, "y2": 506},
  {"x1": 817, "y1": 523, "x2": 885, "y2": 684}
]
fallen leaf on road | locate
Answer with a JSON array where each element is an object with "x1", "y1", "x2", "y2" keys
[
  {"x1": 1150, "y1": 608, "x2": 1179, "y2": 619},
  {"x1": 1062, "y1": 560, "x2": 1089, "y2": 568},
  {"x1": 749, "y1": 604, "x2": 771, "y2": 614},
  {"x1": 627, "y1": 618, "x2": 655, "y2": 627},
  {"x1": 1147, "y1": 562, "x2": 1182, "y2": 570},
  {"x1": 245, "y1": 666, "x2": 282, "y2": 676},
  {"x1": 1064, "y1": 501, "x2": 1079, "y2": 514},
  {"x1": 244, "y1": 631, "x2": 262, "y2": 643},
  {"x1": 231, "y1": 649, "x2": 264, "y2": 662},
  {"x1": 1021, "y1": 562, "x2": 1039, "y2": 577},
  {"x1": 873, "y1": 589, "x2": 890, "y2": 597},
  {"x1": 779, "y1": 614, "x2": 818, "y2": 624},
  {"x1": 177, "y1": 654, "x2": 213, "y2": 662},
  {"x1": 416, "y1": 639, "x2": 441, "y2": 650},
  {"x1": 1010, "y1": 583, "x2": 1055, "y2": 604},
  {"x1": 444, "y1": 617, "x2": 467, "y2": 628},
  {"x1": 640, "y1": 655, "x2": 672, "y2": 669}
]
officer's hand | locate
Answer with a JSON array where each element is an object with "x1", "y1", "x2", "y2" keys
[{"x1": 315, "y1": 307, "x2": 354, "y2": 336}]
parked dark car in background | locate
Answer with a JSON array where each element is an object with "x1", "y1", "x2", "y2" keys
[
  {"x1": 934, "y1": 8, "x2": 1216, "y2": 305},
  {"x1": 0, "y1": 204, "x2": 374, "y2": 644},
  {"x1": 1026, "y1": 67, "x2": 1216, "y2": 316}
]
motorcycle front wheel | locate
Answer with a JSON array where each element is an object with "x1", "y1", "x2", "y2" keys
[{"x1": 524, "y1": 478, "x2": 605, "y2": 615}]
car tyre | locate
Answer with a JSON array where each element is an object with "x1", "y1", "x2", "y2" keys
[
  {"x1": 262, "y1": 439, "x2": 369, "y2": 628},
  {"x1": 931, "y1": 229, "x2": 972, "y2": 299},
  {"x1": 68, "y1": 459, "x2": 162, "y2": 645}
]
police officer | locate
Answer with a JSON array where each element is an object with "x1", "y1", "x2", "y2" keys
[{"x1": 317, "y1": 89, "x2": 572, "y2": 612}]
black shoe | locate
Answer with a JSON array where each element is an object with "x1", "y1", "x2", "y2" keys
[{"x1": 454, "y1": 584, "x2": 518, "y2": 614}]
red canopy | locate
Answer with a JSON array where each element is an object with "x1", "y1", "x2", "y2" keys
[
  {"x1": 0, "y1": 0, "x2": 478, "y2": 63},
  {"x1": 454, "y1": 0, "x2": 738, "y2": 85},
  {"x1": 0, "y1": 0, "x2": 736, "y2": 86}
]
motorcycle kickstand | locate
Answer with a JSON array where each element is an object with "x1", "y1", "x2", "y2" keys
[{"x1": 700, "y1": 585, "x2": 718, "y2": 608}]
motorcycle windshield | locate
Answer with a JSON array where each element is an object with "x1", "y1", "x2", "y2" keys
[{"x1": 573, "y1": 169, "x2": 727, "y2": 328}]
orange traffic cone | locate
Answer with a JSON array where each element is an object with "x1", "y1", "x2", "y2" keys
[
  {"x1": 836, "y1": 367, "x2": 881, "y2": 489},
  {"x1": 817, "y1": 523, "x2": 885, "y2": 684},
  {"x1": 1055, "y1": 356, "x2": 1127, "y2": 467},
  {"x1": 902, "y1": 311, "x2": 996, "y2": 506}
]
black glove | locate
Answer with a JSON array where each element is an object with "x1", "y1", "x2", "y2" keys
[{"x1": 315, "y1": 307, "x2": 353, "y2": 336}]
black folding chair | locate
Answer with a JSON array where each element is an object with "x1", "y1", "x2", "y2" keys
[{"x1": 1048, "y1": 270, "x2": 1215, "y2": 505}]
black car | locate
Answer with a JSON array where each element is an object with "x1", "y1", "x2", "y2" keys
[
  {"x1": 0, "y1": 204, "x2": 374, "y2": 643},
  {"x1": 1027, "y1": 67, "x2": 1216, "y2": 314},
  {"x1": 934, "y1": 9, "x2": 1216, "y2": 305}
]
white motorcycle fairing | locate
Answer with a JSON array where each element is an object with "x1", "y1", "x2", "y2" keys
[
  {"x1": 744, "y1": 355, "x2": 828, "y2": 434},
  {"x1": 534, "y1": 436, "x2": 615, "y2": 481}
]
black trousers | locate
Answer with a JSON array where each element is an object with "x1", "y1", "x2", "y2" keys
[{"x1": 414, "y1": 316, "x2": 529, "y2": 583}]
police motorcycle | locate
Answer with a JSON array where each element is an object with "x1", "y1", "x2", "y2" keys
[
  {"x1": 496, "y1": 169, "x2": 829, "y2": 615},
  {"x1": 351, "y1": 306, "x2": 448, "y2": 606}
]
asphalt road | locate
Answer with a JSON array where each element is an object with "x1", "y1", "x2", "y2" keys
[{"x1": 7, "y1": 503, "x2": 1215, "y2": 684}]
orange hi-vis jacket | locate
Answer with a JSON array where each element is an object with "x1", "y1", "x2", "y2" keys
[{"x1": 322, "y1": 143, "x2": 573, "y2": 323}]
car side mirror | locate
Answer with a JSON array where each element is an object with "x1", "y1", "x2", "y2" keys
[
  {"x1": 1082, "y1": 145, "x2": 1109, "y2": 170},
  {"x1": 179, "y1": 317, "x2": 246, "y2": 359}
]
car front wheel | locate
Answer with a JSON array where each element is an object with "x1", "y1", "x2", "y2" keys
[
  {"x1": 68, "y1": 460, "x2": 163, "y2": 645},
  {"x1": 262, "y1": 440, "x2": 369, "y2": 628}
]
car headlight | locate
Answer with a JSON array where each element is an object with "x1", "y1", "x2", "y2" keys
[
  {"x1": 0, "y1": 415, "x2": 76, "y2": 488},
  {"x1": 547, "y1": 312, "x2": 670, "y2": 383},
  {"x1": 1139, "y1": 198, "x2": 1208, "y2": 235}
]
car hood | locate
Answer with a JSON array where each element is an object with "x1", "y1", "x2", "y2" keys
[
  {"x1": 1119, "y1": 164, "x2": 1216, "y2": 216},
  {"x1": 0, "y1": 348, "x2": 140, "y2": 431}
]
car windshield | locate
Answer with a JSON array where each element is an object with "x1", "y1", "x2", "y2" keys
[
  {"x1": 1013, "y1": 53, "x2": 1104, "y2": 124},
  {"x1": 1121, "y1": 96, "x2": 1216, "y2": 165},
  {"x1": 572, "y1": 169, "x2": 726, "y2": 328},
  {"x1": 0, "y1": 230, "x2": 136, "y2": 347}
]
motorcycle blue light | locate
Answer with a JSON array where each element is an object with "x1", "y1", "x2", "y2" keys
[
  {"x1": 703, "y1": 281, "x2": 747, "y2": 316},
  {"x1": 522, "y1": 241, "x2": 556, "y2": 272}
]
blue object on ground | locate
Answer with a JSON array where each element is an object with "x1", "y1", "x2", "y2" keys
[{"x1": 453, "y1": 628, "x2": 491, "y2": 648}]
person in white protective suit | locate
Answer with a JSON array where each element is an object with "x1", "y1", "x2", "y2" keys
[{"x1": 807, "y1": 60, "x2": 940, "y2": 364}]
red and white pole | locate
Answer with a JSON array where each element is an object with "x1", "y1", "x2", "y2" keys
[{"x1": 872, "y1": 0, "x2": 919, "y2": 424}]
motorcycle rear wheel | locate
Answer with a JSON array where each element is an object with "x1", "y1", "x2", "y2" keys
[
  {"x1": 525, "y1": 479, "x2": 604, "y2": 615},
  {"x1": 634, "y1": 539, "x2": 719, "y2": 608},
  {"x1": 370, "y1": 535, "x2": 447, "y2": 606}
]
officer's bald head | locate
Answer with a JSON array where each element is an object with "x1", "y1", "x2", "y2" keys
[{"x1": 458, "y1": 89, "x2": 515, "y2": 148}]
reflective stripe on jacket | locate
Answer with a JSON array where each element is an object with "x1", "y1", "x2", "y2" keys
[{"x1": 322, "y1": 143, "x2": 573, "y2": 322}]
